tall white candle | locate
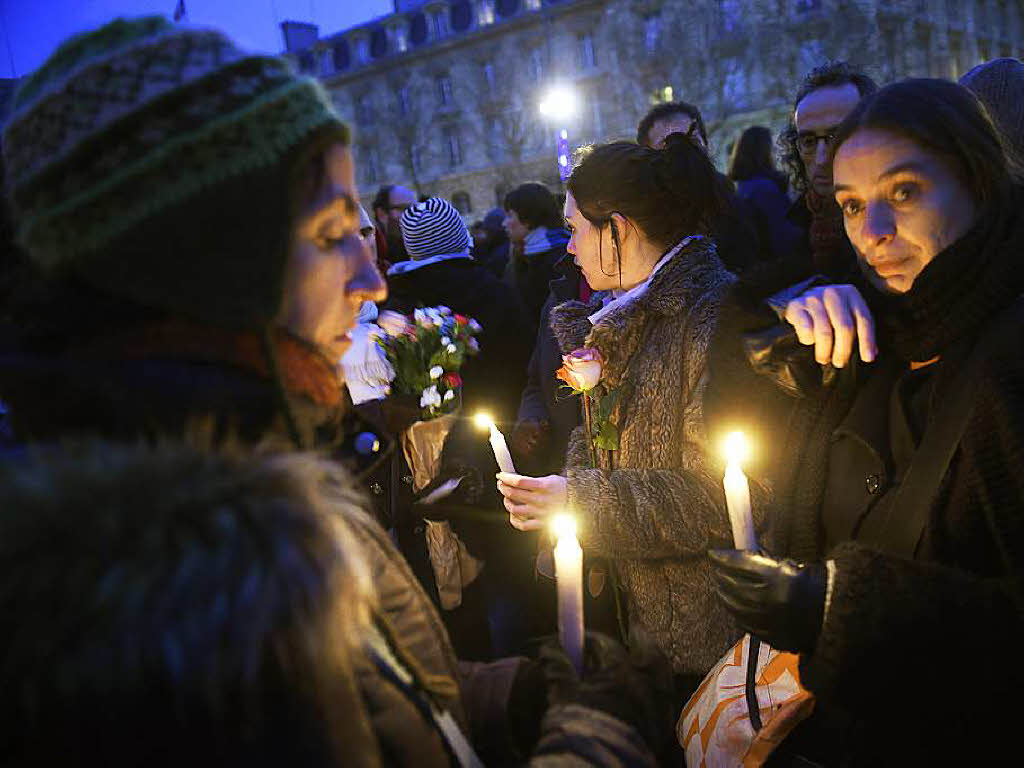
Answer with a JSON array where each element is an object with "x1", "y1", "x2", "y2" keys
[
  {"x1": 552, "y1": 514, "x2": 585, "y2": 675},
  {"x1": 723, "y1": 431, "x2": 758, "y2": 551},
  {"x1": 474, "y1": 413, "x2": 516, "y2": 474}
]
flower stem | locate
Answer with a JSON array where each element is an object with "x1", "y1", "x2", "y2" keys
[{"x1": 581, "y1": 392, "x2": 598, "y2": 468}]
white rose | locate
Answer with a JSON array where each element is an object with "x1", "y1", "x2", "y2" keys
[
  {"x1": 444, "y1": 389, "x2": 455, "y2": 401},
  {"x1": 446, "y1": 343, "x2": 457, "y2": 354},
  {"x1": 377, "y1": 310, "x2": 411, "y2": 336},
  {"x1": 429, "y1": 365, "x2": 443, "y2": 379},
  {"x1": 420, "y1": 385, "x2": 442, "y2": 409},
  {"x1": 440, "y1": 336, "x2": 451, "y2": 346}
]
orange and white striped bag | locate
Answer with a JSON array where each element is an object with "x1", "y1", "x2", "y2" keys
[{"x1": 678, "y1": 634, "x2": 815, "y2": 767}]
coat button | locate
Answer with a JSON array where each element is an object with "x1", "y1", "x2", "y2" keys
[
  {"x1": 865, "y1": 474, "x2": 881, "y2": 495},
  {"x1": 369, "y1": 482, "x2": 384, "y2": 496},
  {"x1": 402, "y1": 474, "x2": 414, "y2": 485}
]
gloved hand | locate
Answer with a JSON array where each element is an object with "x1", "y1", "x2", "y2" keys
[
  {"x1": 708, "y1": 549, "x2": 826, "y2": 654},
  {"x1": 538, "y1": 630, "x2": 675, "y2": 754}
]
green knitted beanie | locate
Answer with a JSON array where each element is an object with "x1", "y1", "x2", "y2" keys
[{"x1": 2, "y1": 16, "x2": 351, "y2": 329}]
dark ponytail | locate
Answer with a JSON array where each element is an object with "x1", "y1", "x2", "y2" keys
[{"x1": 567, "y1": 132, "x2": 726, "y2": 253}]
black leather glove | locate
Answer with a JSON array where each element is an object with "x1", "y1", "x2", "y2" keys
[
  {"x1": 709, "y1": 549, "x2": 826, "y2": 654},
  {"x1": 538, "y1": 630, "x2": 675, "y2": 755}
]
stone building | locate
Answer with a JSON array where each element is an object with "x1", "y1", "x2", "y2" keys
[{"x1": 282, "y1": 0, "x2": 1024, "y2": 217}]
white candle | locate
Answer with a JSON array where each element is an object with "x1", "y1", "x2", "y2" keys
[
  {"x1": 723, "y1": 431, "x2": 758, "y2": 551},
  {"x1": 552, "y1": 514, "x2": 584, "y2": 675},
  {"x1": 474, "y1": 413, "x2": 516, "y2": 474}
]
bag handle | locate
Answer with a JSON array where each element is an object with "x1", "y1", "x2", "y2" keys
[{"x1": 883, "y1": 296, "x2": 1024, "y2": 558}]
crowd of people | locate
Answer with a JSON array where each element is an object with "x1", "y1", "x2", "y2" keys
[{"x1": 0, "y1": 14, "x2": 1022, "y2": 767}]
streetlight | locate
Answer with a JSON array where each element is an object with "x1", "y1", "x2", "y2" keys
[{"x1": 538, "y1": 84, "x2": 579, "y2": 183}]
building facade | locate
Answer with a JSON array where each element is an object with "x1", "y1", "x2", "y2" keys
[{"x1": 283, "y1": 0, "x2": 1024, "y2": 217}]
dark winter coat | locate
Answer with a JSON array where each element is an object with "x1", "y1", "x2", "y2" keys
[
  {"x1": 0, "y1": 321, "x2": 654, "y2": 768},
  {"x1": 507, "y1": 229, "x2": 570, "y2": 333},
  {"x1": 517, "y1": 255, "x2": 583, "y2": 474},
  {"x1": 711, "y1": 174, "x2": 763, "y2": 275},
  {"x1": 705, "y1": 188, "x2": 1024, "y2": 764},
  {"x1": 385, "y1": 257, "x2": 532, "y2": 426},
  {"x1": 551, "y1": 237, "x2": 759, "y2": 680},
  {"x1": 735, "y1": 173, "x2": 803, "y2": 262}
]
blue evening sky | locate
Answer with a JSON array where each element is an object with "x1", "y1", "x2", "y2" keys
[{"x1": 0, "y1": 0, "x2": 393, "y2": 79}]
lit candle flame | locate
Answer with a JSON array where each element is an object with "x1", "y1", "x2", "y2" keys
[
  {"x1": 474, "y1": 412, "x2": 494, "y2": 431},
  {"x1": 551, "y1": 513, "x2": 577, "y2": 541},
  {"x1": 723, "y1": 430, "x2": 750, "y2": 465}
]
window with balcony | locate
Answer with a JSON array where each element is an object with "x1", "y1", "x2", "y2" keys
[
  {"x1": 320, "y1": 48, "x2": 334, "y2": 76},
  {"x1": 430, "y1": 9, "x2": 449, "y2": 38},
  {"x1": 477, "y1": 0, "x2": 496, "y2": 26},
  {"x1": 355, "y1": 37, "x2": 370, "y2": 64},
  {"x1": 393, "y1": 25, "x2": 409, "y2": 52},
  {"x1": 437, "y1": 75, "x2": 453, "y2": 107},
  {"x1": 445, "y1": 127, "x2": 462, "y2": 167},
  {"x1": 497, "y1": 0, "x2": 520, "y2": 18},
  {"x1": 356, "y1": 93, "x2": 375, "y2": 125},
  {"x1": 530, "y1": 48, "x2": 544, "y2": 81},
  {"x1": 365, "y1": 147, "x2": 380, "y2": 184},
  {"x1": 578, "y1": 34, "x2": 595, "y2": 71},
  {"x1": 483, "y1": 61, "x2": 496, "y2": 90},
  {"x1": 644, "y1": 14, "x2": 660, "y2": 53},
  {"x1": 720, "y1": 0, "x2": 741, "y2": 32}
]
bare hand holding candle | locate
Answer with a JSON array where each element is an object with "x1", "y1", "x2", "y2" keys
[
  {"x1": 722, "y1": 431, "x2": 758, "y2": 551},
  {"x1": 474, "y1": 412, "x2": 516, "y2": 473},
  {"x1": 551, "y1": 513, "x2": 584, "y2": 674}
]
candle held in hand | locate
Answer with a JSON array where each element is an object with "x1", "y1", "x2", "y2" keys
[
  {"x1": 551, "y1": 514, "x2": 584, "y2": 675},
  {"x1": 723, "y1": 431, "x2": 758, "y2": 551},
  {"x1": 474, "y1": 413, "x2": 516, "y2": 473}
]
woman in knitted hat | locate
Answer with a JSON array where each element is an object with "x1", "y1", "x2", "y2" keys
[
  {"x1": 708, "y1": 78, "x2": 1024, "y2": 764},
  {"x1": 0, "y1": 17, "x2": 673, "y2": 767}
]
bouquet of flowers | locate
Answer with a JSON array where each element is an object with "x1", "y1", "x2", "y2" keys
[{"x1": 375, "y1": 305, "x2": 482, "y2": 420}]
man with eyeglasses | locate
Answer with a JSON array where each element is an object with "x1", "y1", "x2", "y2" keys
[
  {"x1": 371, "y1": 183, "x2": 418, "y2": 265},
  {"x1": 781, "y1": 61, "x2": 878, "y2": 277}
]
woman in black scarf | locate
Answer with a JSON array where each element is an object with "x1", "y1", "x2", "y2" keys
[{"x1": 708, "y1": 79, "x2": 1024, "y2": 764}]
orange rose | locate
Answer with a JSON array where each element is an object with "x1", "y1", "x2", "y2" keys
[{"x1": 556, "y1": 348, "x2": 603, "y2": 391}]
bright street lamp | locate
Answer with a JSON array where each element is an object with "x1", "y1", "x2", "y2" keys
[{"x1": 538, "y1": 84, "x2": 579, "y2": 183}]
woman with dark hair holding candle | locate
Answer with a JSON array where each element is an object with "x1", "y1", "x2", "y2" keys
[
  {"x1": 708, "y1": 78, "x2": 1024, "y2": 764},
  {"x1": 497, "y1": 133, "x2": 762, "y2": 691}
]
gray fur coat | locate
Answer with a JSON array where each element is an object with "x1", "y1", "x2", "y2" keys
[{"x1": 551, "y1": 237, "x2": 758, "y2": 677}]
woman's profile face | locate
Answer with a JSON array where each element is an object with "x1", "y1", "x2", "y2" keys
[
  {"x1": 279, "y1": 143, "x2": 387, "y2": 361},
  {"x1": 833, "y1": 128, "x2": 978, "y2": 295},
  {"x1": 564, "y1": 191, "x2": 619, "y2": 291}
]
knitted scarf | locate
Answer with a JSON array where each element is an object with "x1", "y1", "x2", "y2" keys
[
  {"x1": 805, "y1": 187, "x2": 855, "y2": 278},
  {"x1": 871, "y1": 185, "x2": 1024, "y2": 363}
]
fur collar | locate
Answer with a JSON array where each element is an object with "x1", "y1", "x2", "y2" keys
[{"x1": 550, "y1": 237, "x2": 732, "y2": 386}]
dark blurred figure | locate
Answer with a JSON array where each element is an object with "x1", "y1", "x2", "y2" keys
[
  {"x1": 385, "y1": 197, "x2": 537, "y2": 658},
  {"x1": 472, "y1": 207, "x2": 511, "y2": 279},
  {"x1": 502, "y1": 183, "x2": 569, "y2": 329},
  {"x1": 388, "y1": 197, "x2": 531, "y2": 425},
  {"x1": 960, "y1": 57, "x2": 1024, "y2": 169},
  {"x1": 637, "y1": 101, "x2": 760, "y2": 273},
  {"x1": 371, "y1": 183, "x2": 417, "y2": 266},
  {"x1": 728, "y1": 125, "x2": 803, "y2": 261}
]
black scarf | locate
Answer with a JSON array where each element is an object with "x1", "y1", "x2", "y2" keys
[{"x1": 870, "y1": 185, "x2": 1024, "y2": 363}]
